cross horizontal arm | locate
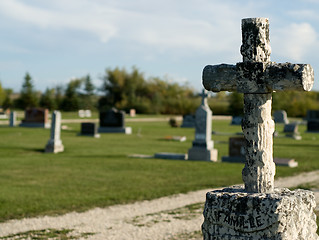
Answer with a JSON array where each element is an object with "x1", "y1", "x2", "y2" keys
[
  {"x1": 265, "y1": 62, "x2": 314, "y2": 92},
  {"x1": 202, "y1": 64, "x2": 237, "y2": 92},
  {"x1": 203, "y1": 62, "x2": 314, "y2": 94}
]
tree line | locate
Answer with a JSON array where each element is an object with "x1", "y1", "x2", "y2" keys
[{"x1": 0, "y1": 67, "x2": 318, "y2": 117}]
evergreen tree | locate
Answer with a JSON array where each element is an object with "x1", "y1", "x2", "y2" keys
[
  {"x1": 2, "y1": 89, "x2": 13, "y2": 109},
  {"x1": 82, "y1": 75, "x2": 95, "y2": 109},
  {"x1": 17, "y1": 73, "x2": 38, "y2": 109},
  {"x1": 60, "y1": 79, "x2": 82, "y2": 111},
  {"x1": 39, "y1": 88, "x2": 57, "y2": 110}
]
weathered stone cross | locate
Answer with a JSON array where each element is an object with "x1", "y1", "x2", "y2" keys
[
  {"x1": 203, "y1": 18, "x2": 314, "y2": 193},
  {"x1": 199, "y1": 89, "x2": 209, "y2": 105}
]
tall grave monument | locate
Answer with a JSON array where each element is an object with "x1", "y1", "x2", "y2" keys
[
  {"x1": 202, "y1": 18, "x2": 318, "y2": 239},
  {"x1": 45, "y1": 111, "x2": 64, "y2": 153},
  {"x1": 188, "y1": 89, "x2": 218, "y2": 161}
]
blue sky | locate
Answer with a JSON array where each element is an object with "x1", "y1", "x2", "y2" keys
[{"x1": 0, "y1": 0, "x2": 319, "y2": 93}]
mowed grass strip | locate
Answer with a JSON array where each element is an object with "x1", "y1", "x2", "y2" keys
[{"x1": 0, "y1": 117, "x2": 318, "y2": 221}]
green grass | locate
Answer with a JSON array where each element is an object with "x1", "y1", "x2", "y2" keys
[{"x1": 0, "y1": 117, "x2": 318, "y2": 222}]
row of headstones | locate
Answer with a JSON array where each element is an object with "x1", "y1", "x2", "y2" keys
[
  {"x1": 8, "y1": 108, "x2": 134, "y2": 154},
  {"x1": 182, "y1": 109, "x2": 319, "y2": 132},
  {"x1": 9, "y1": 107, "x2": 131, "y2": 133}
]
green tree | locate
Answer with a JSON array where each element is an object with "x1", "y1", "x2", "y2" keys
[
  {"x1": 0, "y1": 82, "x2": 6, "y2": 106},
  {"x1": 228, "y1": 92, "x2": 244, "y2": 116},
  {"x1": 2, "y1": 89, "x2": 13, "y2": 110},
  {"x1": 60, "y1": 79, "x2": 83, "y2": 111},
  {"x1": 81, "y1": 75, "x2": 96, "y2": 109},
  {"x1": 54, "y1": 85, "x2": 64, "y2": 110},
  {"x1": 17, "y1": 73, "x2": 38, "y2": 109},
  {"x1": 39, "y1": 88, "x2": 57, "y2": 110}
]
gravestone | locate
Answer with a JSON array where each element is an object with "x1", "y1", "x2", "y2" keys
[
  {"x1": 202, "y1": 18, "x2": 317, "y2": 239},
  {"x1": 284, "y1": 123, "x2": 301, "y2": 140},
  {"x1": 98, "y1": 108, "x2": 132, "y2": 134},
  {"x1": 78, "y1": 110, "x2": 85, "y2": 118},
  {"x1": 78, "y1": 109, "x2": 92, "y2": 118},
  {"x1": 81, "y1": 122, "x2": 100, "y2": 138},
  {"x1": 222, "y1": 136, "x2": 298, "y2": 167},
  {"x1": 307, "y1": 110, "x2": 319, "y2": 132},
  {"x1": 19, "y1": 108, "x2": 50, "y2": 128},
  {"x1": 0, "y1": 111, "x2": 7, "y2": 119},
  {"x1": 45, "y1": 111, "x2": 64, "y2": 153},
  {"x1": 9, "y1": 111, "x2": 16, "y2": 127},
  {"x1": 187, "y1": 89, "x2": 218, "y2": 161},
  {"x1": 129, "y1": 109, "x2": 136, "y2": 117},
  {"x1": 231, "y1": 116, "x2": 242, "y2": 125},
  {"x1": 222, "y1": 137, "x2": 246, "y2": 163},
  {"x1": 274, "y1": 110, "x2": 289, "y2": 124},
  {"x1": 180, "y1": 114, "x2": 196, "y2": 128}
]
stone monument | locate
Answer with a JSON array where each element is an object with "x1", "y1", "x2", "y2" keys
[
  {"x1": 284, "y1": 123, "x2": 301, "y2": 140},
  {"x1": 188, "y1": 89, "x2": 218, "y2": 161},
  {"x1": 307, "y1": 110, "x2": 319, "y2": 132},
  {"x1": 98, "y1": 108, "x2": 132, "y2": 134},
  {"x1": 19, "y1": 108, "x2": 50, "y2": 128},
  {"x1": 9, "y1": 111, "x2": 16, "y2": 127},
  {"x1": 181, "y1": 114, "x2": 196, "y2": 128},
  {"x1": 273, "y1": 110, "x2": 289, "y2": 124},
  {"x1": 45, "y1": 111, "x2": 64, "y2": 153},
  {"x1": 81, "y1": 122, "x2": 100, "y2": 138},
  {"x1": 202, "y1": 18, "x2": 318, "y2": 239}
]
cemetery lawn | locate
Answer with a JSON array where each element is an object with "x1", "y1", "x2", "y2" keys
[{"x1": 0, "y1": 117, "x2": 318, "y2": 222}]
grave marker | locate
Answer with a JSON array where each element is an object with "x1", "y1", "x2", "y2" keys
[
  {"x1": 187, "y1": 89, "x2": 218, "y2": 161},
  {"x1": 284, "y1": 123, "x2": 301, "y2": 140},
  {"x1": 9, "y1": 111, "x2": 16, "y2": 127},
  {"x1": 307, "y1": 110, "x2": 319, "y2": 132},
  {"x1": 273, "y1": 110, "x2": 289, "y2": 124},
  {"x1": 81, "y1": 122, "x2": 100, "y2": 138},
  {"x1": 202, "y1": 18, "x2": 317, "y2": 239},
  {"x1": 19, "y1": 108, "x2": 50, "y2": 128},
  {"x1": 98, "y1": 108, "x2": 132, "y2": 134},
  {"x1": 180, "y1": 114, "x2": 195, "y2": 128},
  {"x1": 45, "y1": 111, "x2": 64, "y2": 153}
]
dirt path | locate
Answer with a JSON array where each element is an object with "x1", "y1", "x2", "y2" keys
[{"x1": 0, "y1": 170, "x2": 319, "y2": 239}]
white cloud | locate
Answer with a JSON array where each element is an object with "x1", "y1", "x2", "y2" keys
[
  {"x1": 0, "y1": 0, "x2": 118, "y2": 42},
  {"x1": 0, "y1": 0, "x2": 248, "y2": 55},
  {"x1": 272, "y1": 23, "x2": 317, "y2": 61}
]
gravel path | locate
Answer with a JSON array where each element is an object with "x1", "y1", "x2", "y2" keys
[{"x1": 1, "y1": 170, "x2": 319, "y2": 239}]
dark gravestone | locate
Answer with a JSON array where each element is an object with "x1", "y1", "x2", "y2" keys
[
  {"x1": 98, "y1": 108, "x2": 131, "y2": 134},
  {"x1": 307, "y1": 110, "x2": 319, "y2": 132},
  {"x1": 274, "y1": 110, "x2": 289, "y2": 124},
  {"x1": 283, "y1": 123, "x2": 298, "y2": 134},
  {"x1": 181, "y1": 114, "x2": 195, "y2": 128},
  {"x1": 231, "y1": 116, "x2": 242, "y2": 125},
  {"x1": 19, "y1": 108, "x2": 50, "y2": 128},
  {"x1": 81, "y1": 122, "x2": 100, "y2": 138},
  {"x1": 222, "y1": 137, "x2": 246, "y2": 163}
]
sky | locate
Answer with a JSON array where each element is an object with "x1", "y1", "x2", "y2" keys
[{"x1": 0, "y1": 0, "x2": 319, "y2": 93}]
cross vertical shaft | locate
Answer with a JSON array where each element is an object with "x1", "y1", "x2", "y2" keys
[{"x1": 239, "y1": 18, "x2": 275, "y2": 193}]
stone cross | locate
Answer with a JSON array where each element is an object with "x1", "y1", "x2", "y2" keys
[
  {"x1": 203, "y1": 18, "x2": 314, "y2": 193},
  {"x1": 199, "y1": 89, "x2": 209, "y2": 105}
]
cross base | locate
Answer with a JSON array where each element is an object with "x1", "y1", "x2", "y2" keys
[{"x1": 202, "y1": 187, "x2": 318, "y2": 240}]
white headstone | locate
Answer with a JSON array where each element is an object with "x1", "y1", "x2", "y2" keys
[
  {"x1": 84, "y1": 110, "x2": 92, "y2": 117},
  {"x1": 45, "y1": 111, "x2": 64, "y2": 153},
  {"x1": 78, "y1": 110, "x2": 85, "y2": 118},
  {"x1": 187, "y1": 89, "x2": 218, "y2": 161}
]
